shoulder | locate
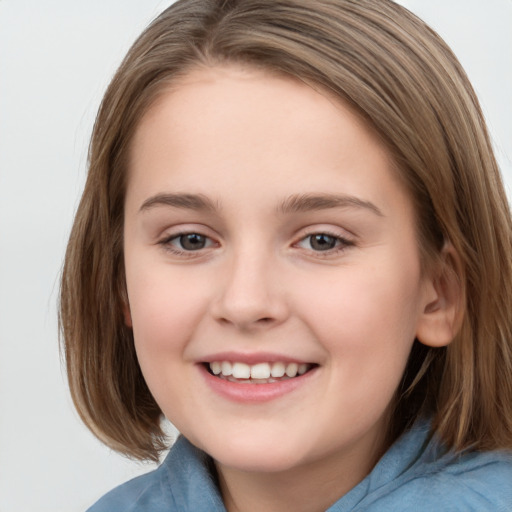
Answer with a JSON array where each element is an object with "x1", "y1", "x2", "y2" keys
[
  {"x1": 337, "y1": 421, "x2": 512, "y2": 512},
  {"x1": 420, "y1": 450, "x2": 512, "y2": 510},
  {"x1": 86, "y1": 465, "x2": 174, "y2": 512},
  {"x1": 365, "y1": 449, "x2": 512, "y2": 511},
  {"x1": 86, "y1": 436, "x2": 225, "y2": 512}
]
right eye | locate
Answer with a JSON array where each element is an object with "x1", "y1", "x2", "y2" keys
[{"x1": 159, "y1": 232, "x2": 216, "y2": 253}]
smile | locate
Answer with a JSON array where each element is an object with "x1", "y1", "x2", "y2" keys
[
  {"x1": 199, "y1": 356, "x2": 319, "y2": 403},
  {"x1": 208, "y1": 361, "x2": 313, "y2": 383}
]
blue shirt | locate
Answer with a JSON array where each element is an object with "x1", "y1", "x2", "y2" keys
[{"x1": 87, "y1": 421, "x2": 512, "y2": 511}]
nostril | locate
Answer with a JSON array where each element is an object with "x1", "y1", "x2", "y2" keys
[{"x1": 217, "y1": 316, "x2": 275, "y2": 327}]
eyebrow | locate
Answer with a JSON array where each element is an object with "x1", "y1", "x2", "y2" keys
[
  {"x1": 277, "y1": 193, "x2": 384, "y2": 216},
  {"x1": 139, "y1": 192, "x2": 383, "y2": 217},
  {"x1": 140, "y1": 193, "x2": 219, "y2": 213}
]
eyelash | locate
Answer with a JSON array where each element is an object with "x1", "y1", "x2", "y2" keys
[
  {"x1": 158, "y1": 232, "x2": 217, "y2": 256},
  {"x1": 295, "y1": 231, "x2": 355, "y2": 256},
  {"x1": 158, "y1": 229, "x2": 355, "y2": 258}
]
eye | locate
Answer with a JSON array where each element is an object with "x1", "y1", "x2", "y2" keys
[
  {"x1": 176, "y1": 233, "x2": 209, "y2": 250},
  {"x1": 296, "y1": 232, "x2": 353, "y2": 253},
  {"x1": 159, "y1": 232, "x2": 216, "y2": 253},
  {"x1": 308, "y1": 233, "x2": 338, "y2": 251}
]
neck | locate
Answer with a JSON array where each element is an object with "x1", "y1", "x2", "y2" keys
[{"x1": 215, "y1": 430, "x2": 386, "y2": 512}]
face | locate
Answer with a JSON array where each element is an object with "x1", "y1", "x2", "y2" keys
[{"x1": 123, "y1": 65, "x2": 437, "y2": 479}]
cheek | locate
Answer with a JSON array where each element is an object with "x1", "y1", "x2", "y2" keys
[
  {"x1": 298, "y1": 268, "x2": 423, "y2": 437},
  {"x1": 126, "y1": 267, "x2": 208, "y2": 359},
  {"x1": 126, "y1": 269, "x2": 210, "y2": 416},
  {"x1": 293, "y1": 261, "x2": 422, "y2": 376}
]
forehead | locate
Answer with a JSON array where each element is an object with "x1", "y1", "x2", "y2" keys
[
  {"x1": 129, "y1": 64, "x2": 387, "y2": 160},
  {"x1": 126, "y1": 64, "x2": 408, "y2": 217}
]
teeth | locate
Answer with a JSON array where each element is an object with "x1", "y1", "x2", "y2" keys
[
  {"x1": 298, "y1": 363, "x2": 308, "y2": 375},
  {"x1": 221, "y1": 361, "x2": 232, "y2": 376},
  {"x1": 232, "y1": 362, "x2": 251, "y2": 379},
  {"x1": 251, "y1": 363, "x2": 271, "y2": 379},
  {"x1": 209, "y1": 361, "x2": 311, "y2": 380},
  {"x1": 285, "y1": 363, "x2": 298, "y2": 377},
  {"x1": 210, "y1": 361, "x2": 222, "y2": 375},
  {"x1": 271, "y1": 362, "x2": 285, "y2": 378}
]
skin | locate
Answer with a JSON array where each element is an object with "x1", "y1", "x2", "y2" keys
[{"x1": 123, "y1": 65, "x2": 453, "y2": 512}]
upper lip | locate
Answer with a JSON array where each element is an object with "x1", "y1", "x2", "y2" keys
[{"x1": 199, "y1": 351, "x2": 314, "y2": 365}]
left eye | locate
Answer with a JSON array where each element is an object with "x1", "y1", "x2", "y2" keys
[{"x1": 297, "y1": 233, "x2": 346, "y2": 252}]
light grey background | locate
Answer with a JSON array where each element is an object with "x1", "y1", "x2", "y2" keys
[{"x1": 0, "y1": 1, "x2": 510, "y2": 511}]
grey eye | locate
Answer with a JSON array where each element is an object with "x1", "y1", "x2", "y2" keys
[
  {"x1": 308, "y1": 234, "x2": 338, "y2": 251},
  {"x1": 178, "y1": 233, "x2": 208, "y2": 250}
]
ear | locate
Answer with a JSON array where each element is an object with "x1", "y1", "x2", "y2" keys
[{"x1": 415, "y1": 243, "x2": 464, "y2": 348}]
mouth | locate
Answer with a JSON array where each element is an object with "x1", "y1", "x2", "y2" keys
[{"x1": 204, "y1": 361, "x2": 317, "y2": 384}]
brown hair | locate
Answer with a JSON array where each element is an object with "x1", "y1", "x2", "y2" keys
[{"x1": 60, "y1": 0, "x2": 512, "y2": 461}]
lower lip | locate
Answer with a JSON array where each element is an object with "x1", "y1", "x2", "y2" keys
[{"x1": 199, "y1": 364, "x2": 317, "y2": 403}]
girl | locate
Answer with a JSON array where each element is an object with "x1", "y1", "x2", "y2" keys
[{"x1": 60, "y1": 0, "x2": 512, "y2": 510}]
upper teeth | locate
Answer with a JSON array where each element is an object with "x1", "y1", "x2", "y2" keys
[{"x1": 209, "y1": 361, "x2": 309, "y2": 379}]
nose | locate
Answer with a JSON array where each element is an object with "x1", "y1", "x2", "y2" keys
[{"x1": 210, "y1": 249, "x2": 289, "y2": 331}]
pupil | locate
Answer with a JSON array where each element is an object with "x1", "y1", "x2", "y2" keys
[
  {"x1": 180, "y1": 233, "x2": 206, "y2": 250},
  {"x1": 311, "y1": 234, "x2": 336, "y2": 251}
]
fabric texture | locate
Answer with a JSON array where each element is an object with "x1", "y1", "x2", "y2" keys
[{"x1": 87, "y1": 421, "x2": 512, "y2": 511}]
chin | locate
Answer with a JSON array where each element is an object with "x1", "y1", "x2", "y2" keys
[
  {"x1": 216, "y1": 451, "x2": 304, "y2": 474},
  {"x1": 198, "y1": 434, "x2": 312, "y2": 474}
]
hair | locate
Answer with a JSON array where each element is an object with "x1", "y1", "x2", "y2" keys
[{"x1": 60, "y1": 0, "x2": 512, "y2": 462}]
